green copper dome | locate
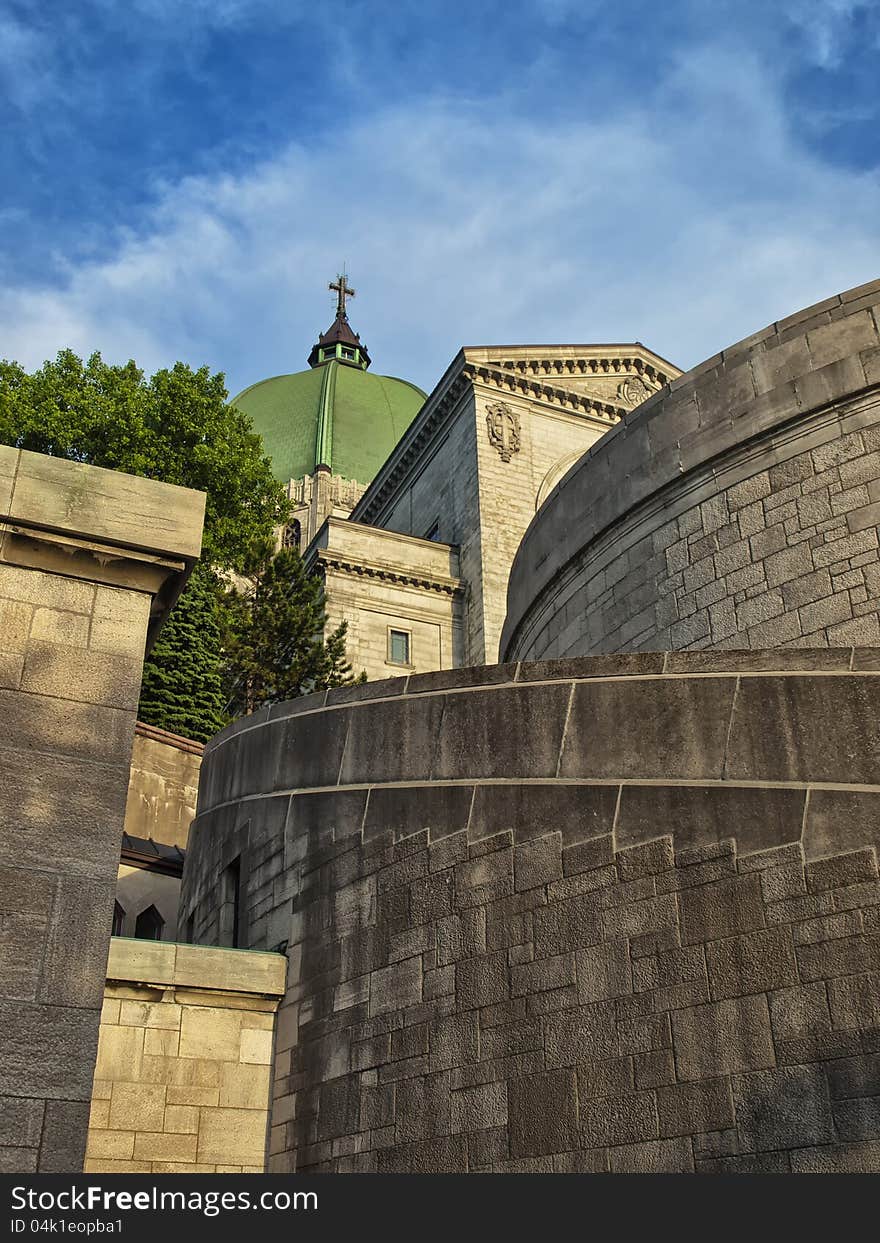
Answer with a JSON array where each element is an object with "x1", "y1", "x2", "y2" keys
[
  {"x1": 233, "y1": 362, "x2": 426, "y2": 485},
  {"x1": 232, "y1": 279, "x2": 426, "y2": 485}
]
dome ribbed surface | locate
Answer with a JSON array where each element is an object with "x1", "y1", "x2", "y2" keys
[{"x1": 232, "y1": 362, "x2": 426, "y2": 484}]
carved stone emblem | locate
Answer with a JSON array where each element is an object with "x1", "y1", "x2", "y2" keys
[
  {"x1": 617, "y1": 376, "x2": 652, "y2": 407},
  {"x1": 486, "y1": 402, "x2": 521, "y2": 462}
]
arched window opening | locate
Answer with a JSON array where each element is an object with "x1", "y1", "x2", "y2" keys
[
  {"x1": 134, "y1": 904, "x2": 164, "y2": 941},
  {"x1": 282, "y1": 519, "x2": 301, "y2": 550},
  {"x1": 112, "y1": 901, "x2": 125, "y2": 937}
]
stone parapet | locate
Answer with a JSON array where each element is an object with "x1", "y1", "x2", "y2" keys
[
  {"x1": 0, "y1": 448, "x2": 204, "y2": 1174},
  {"x1": 183, "y1": 651, "x2": 880, "y2": 1172},
  {"x1": 86, "y1": 939, "x2": 286, "y2": 1174},
  {"x1": 501, "y1": 279, "x2": 880, "y2": 661}
]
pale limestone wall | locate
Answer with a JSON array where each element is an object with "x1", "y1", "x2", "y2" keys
[
  {"x1": 86, "y1": 939, "x2": 286, "y2": 1174},
  {"x1": 0, "y1": 446, "x2": 204, "y2": 1174},
  {"x1": 471, "y1": 386, "x2": 607, "y2": 664},
  {"x1": 352, "y1": 345, "x2": 678, "y2": 667},
  {"x1": 124, "y1": 725, "x2": 203, "y2": 849},
  {"x1": 308, "y1": 517, "x2": 463, "y2": 680},
  {"x1": 117, "y1": 725, "x2": 204, "y2": 940},
  {"x1": 285, "y1": 470, "x2": 368, "y2": 551},
  {"x1": 377, "y1": 390, "x2": 486, "y2": 662}
]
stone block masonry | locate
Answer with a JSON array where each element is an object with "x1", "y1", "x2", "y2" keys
[
  {"x1": 183, "y1": 651, "x2": 880, "y2": 1172},
  {"x1": 503, "y1": 278, "x2": 880, "y2": 662},
  {"x1": 0, "y1": 446, "x2": 205, "y2": 1174},
  {"x1": 86, "y1": 939, "x2": 286, "y2": 1173}
]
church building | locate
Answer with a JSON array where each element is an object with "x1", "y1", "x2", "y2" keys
[{"x1": 232, "y1": 276, "x2": 681, "y2": 677}]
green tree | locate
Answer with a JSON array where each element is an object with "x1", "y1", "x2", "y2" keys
[
  {"x1": 0, "y1": 349, "x2": 291, "y2": 740},
  {"x1": 138, "y1": 563, "x2": 228, "y2": 743},
  {"x1": 0, "y1": 350, "x2": 287, "y2": 570},
  {"x1": 222, "y1": 547, "x2": 362, "y2": 716}
]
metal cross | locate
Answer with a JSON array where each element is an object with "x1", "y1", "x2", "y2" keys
[{"x1": 329, "y1": 273, "x2": 356, "y2": 318}]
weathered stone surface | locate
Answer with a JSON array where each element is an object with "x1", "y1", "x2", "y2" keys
[
  {"x1": 609, "y1": 1137, "x2": 694, "y2": 1173},
  {"x1": 369, "y1": 957, "x2": 422, "y2": 1017},
  {"x1": 514, "y1": 835, "x2": 563, "y2": 891},
  {"x1": 433, "y1": 684, "x2": 571, "y2": 780},
  {"x1": 187, "y1": 629, "x2": 880, "y2": 1174},
  {"x1": 672, "y1": 996, "x2": 775, "y2": 1081},
  {"x1": 456, "y1": 953, "x2": 508, "y2": 1010},
  {"x1": 508, "y1": 1071, "x2": 577, "y2": 1157},
  {"x1": 470, "y1": 783, "x2": 618, "y2": 846},
  {"x1": 575, "y1": 939, "x2": 631, "y2": 1003},
  {"x1": 543, "y1": 1005, "x2": 616, "y2": 1068},
  {"x1": 365, "y1": 783, "x2": 473, "y2": 843},
  {"x1": 679, "y1": 875, "x2": 765, "y2": 945},
  {"x1": 455, "y1": 848, "x2": 513, "y2": 909},
  {"x1": 616, "y1": 784, "x2": 805, "y2": 857},
  {"x1": 0, "y1": 1097, "x2": 44, "y2": 1148},
  {"x1": 768, "y1": 983, "x2": 831, "y2": 1041},
  {"x1": 0, "y1": 1000, "x2": 102, "y2": 1100},
  {"x1": 732, "y1": 1067, "x2": 834, "y2": 1152},
  {"x1": 339, "y1": 696, "x2": 446, "y2": 785},
  {"x1": 580, "y1": 1091, "x2": 658, "y2": 1147},
  {"x1": 656, "y1": 1079, "x2": 734, "y2": 1137},
  {"x1": 706, "y1": 926, "x2": 798, "y2": 1000},
  {"x1": 727, "y1": 677, "x2": 880, "y2": 785},
  {"x1": 560, "y1": 678, "x2": 736, "y2": 781}
]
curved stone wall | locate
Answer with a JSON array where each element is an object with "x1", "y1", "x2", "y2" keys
[
  {"x1": 183, "y1": 653, "x2": 880, "y2": 1173},
  {"x1": 501, "y1": 280, "x2": 880, "y2": 662}
]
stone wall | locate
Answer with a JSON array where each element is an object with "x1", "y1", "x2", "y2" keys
[
  {"x1": 182, "y1": 652, "x2": 880, "y2": 1172},
  {"x1": 118, "y1": 723, "x2": 204, "y2": 941},
  {"x1": 0, "y1": 446, "x2": 204, "y2": 1174},
  {"x1": 306, "y1": 517, "x2": 464, "y2": 680},
  {"x1": 353, "y1": 345, "x2": 677, "y2": 666},
  {"x1": 124, "y1": 722, "x2": 203, "y2": 849},
  {"x1": 502, "y1": 280, "x2": 880, "y2": 662},
  {"x1": 86, "y1": 939, "x2": 285, "y2": 1173}
]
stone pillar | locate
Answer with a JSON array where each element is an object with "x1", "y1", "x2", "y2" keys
[{"x1": 0, "y1": 446, "x2": 205, "y2": 1173}]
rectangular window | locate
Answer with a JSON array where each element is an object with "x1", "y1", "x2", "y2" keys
[
  {"x1": 221, "y1": 856, "x2": 241, "y2": 948},
  {"x1": 388, "y1": 628, "x2": 411, "y2": 666}
]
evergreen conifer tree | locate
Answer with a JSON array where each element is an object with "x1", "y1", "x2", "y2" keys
[
  {"x1": 222, "y1": 547, "x2": 361, "y2": 716},
  {"x1": 139, "y1": 563, "x2": 228, "y2": 742}
]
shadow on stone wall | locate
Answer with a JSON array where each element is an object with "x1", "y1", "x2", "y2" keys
[{"x1": 182, "y1": 652, "x2": 880, "y2": 1172}]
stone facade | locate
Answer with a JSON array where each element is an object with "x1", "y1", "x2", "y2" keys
[
  {"x1": 183, "y1": 651, "x2": 880, "y2": 1172},
  {"x1": 0, "y1": 446, "x2": 204, "y2": 1174},
  {"x1": 124, "y1": 723, "x2": 203, "y2": 848},
  {"x1": 350, "y1": 344, "x2": 679, "y2": 668},
  {"x1": 86, "y1": 939, "x2": 285, "y2": 1173},
  {"x1": 117, "y1": 723, "x2": 204, "y2": 940},
  {"x1": 285, "y1": 470, "x2": 369, "y2": 553},
  {"x1": 305, "y1": 517, "x2": 464, "y2": 680},
  {"x1": 502, "y1": 279, "x2": 880, "y2": 662}
]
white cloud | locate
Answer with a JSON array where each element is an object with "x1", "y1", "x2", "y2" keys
[
  {"x1": 1, "y1": 39, "x2": 878, "y2": 397},
  {"x1": 782, "y1": 0, "x2": 872, "y2": 67}
]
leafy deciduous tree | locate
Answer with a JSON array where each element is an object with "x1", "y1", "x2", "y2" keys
[
  {"x1": 0, "y1": 349, "x2": 287, "y2": 571},
  {"x1": 0, "y1": 349, "x2": 363, "y2": 738}
]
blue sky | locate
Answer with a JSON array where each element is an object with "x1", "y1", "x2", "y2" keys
[{"x1": 1, "y1": 0, "x2": 879, "y2": 397}]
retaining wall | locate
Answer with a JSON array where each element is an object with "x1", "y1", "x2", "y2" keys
[
  {"x1": 501, "y1": 279, "x2": 880, "y2": 662},
  {"x1": 183, "y1": 652, "x2": 880, "y2": 1172}
]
